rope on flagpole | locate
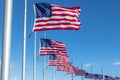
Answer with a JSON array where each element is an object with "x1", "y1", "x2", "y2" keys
[{"x1": 27, "y1": 32, "x2": 33, "y2": 39}]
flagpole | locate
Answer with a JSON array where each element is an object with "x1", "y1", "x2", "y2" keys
[
  {"x1": 71, "y1": 59, "x2": 73, "y2": 80},
  {"x1": 43, "y1": 32, "x2": 46, "y2": 80},
  {"x1": 72, "y1": 73, "x2": 73, "y2": 80},
  {"x1": 91, "y1": 65, "x2": 93, "y2": 80},
  {"x1": 22, "y1": 0, "x2": 27, "y2": 80},
  {"x1": 1, "y1": 0, "x2": 13, "y2": 80},
  {"x1": 101, "y1": 67, "x2": 102, "y2": 74},
  {"x1": 43, "y1": 53, "x2": 46, "y2": 80},
  {"x1": 62, "y1": 72, "x2": 64, "y2": 80},
  {"x1": 81, "y1": 62, "x2": 83, "y2": 80},
  {"x1": 33, "y1": 32, "x2": 36, "y2": 80},
  {"x1": 52, "y1": 66, "x2": 54, "y2": 80}
]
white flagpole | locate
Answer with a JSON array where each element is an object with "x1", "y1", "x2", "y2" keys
[
  {"x1": 81, "y1": 62, "x2": 83, "y2": 80},
  {"x1": 62, "y1": 72, "x2": 64, "y2": 80},
  {"x1": 33, "y1": 4, "x2": 36, "y2": 80},
  {"x1": 43, "y1": 55, "x2": 46, "y2": 80},
  {"x1": 101, "y1": 67, "x2": 102, "y2": 74},
  {"x1": 22, "y1": 0, "x2": 27, "y2": 80},
  {"x1": 91, "y1": 65, "x2": 93, "y2": 80},
  {"x1": 33, "y1": 32, "x2": 36, "y2": 80},
  {"x1": 52, "y1": 66, "x2": 54, "y2": 80},
  {"x1": 43, "y1": 32, "x2": 46, "y2": 80},
  {"x1": 72, "y1": 73, "x2": 73, "y2": 80},
  {"x1": 1, "y1": 0, "x2": 13, "y2": 80}
]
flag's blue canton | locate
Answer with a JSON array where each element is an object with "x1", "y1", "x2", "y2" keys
[
  {"x1": 85, "y1": 73, "x2": 89, "y2": 75},
  {"x1": 105, "y1": 75, "x2": 108, "y2": 78},
  {"x1": 50, "y1": 54, "x2": 57, "y2": 60},
  {"x1": 41, "y1": 39, "x2": 51, "y2": 47},
  {"x1": 94, "y1": 74, "x2": 98, "y2": 78},
  {"x1": 35, "y1": 3, "x2": 52, "y2": 18}
]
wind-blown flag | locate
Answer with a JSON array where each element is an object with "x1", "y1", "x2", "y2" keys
[
  {"x1": 104, "y1": 75, "x2": 113, "y2": 80},
  {"x1": 84, "y1": 73, "x2": 94, "y2": 79},
  {"x1": 48, "y1": 54, "x2": 58, "y2": 66},
  {"x1": 75, "y1": 69, "x2": 86, "y2": 76},
  {"x1": 65, "y1": 62, "x2": 75, "y2": 74},
  {"x1": 94, "y1": 74, "x2": 103, "y2": 80},
  {"x1": 57, "y1": 54, "x2": 69, "y2": 66},
  {"x1": 57, "y1": 65, "x2": 66, "y2": 71},
  {"x1": 33, "y1": 2, "x2": 81, "y2": 31},
  {"x1": 40, "y1": 38, "x2": 66, "y2": 56},
  {"x1": 114, "y1": 77, "x2": 120, "y2": 80}
]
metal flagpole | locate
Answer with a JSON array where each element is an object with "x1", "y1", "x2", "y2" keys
[
  {"x1": 71, "y1": 59, "x2": 73, "y2": 80},
  {"x1": 101, "y1": 67, "x2": 103, "y2": 80},
  {"x1": 22, "y1": 0, "x2": 27, "y2": 80},
  {"x1": 43, "y1": 32, "x2": 46, "y2": 80},
  {"x1": 33, "y1": 3, "x2": 36, "y2": 80},
  {"x1": 33, "y1": 32, "x2": 36, "y2": 80},
  {"x1": 1, "y1": 0, "x2": 13, "y2": 80},
  {"x1": 62, "y1": 72, "x2": 64, "y2": 80},
  {"x1": 81, "y1": 62, "x2": 83, "y2": 80},
  {"x1": 52, "y1": 66, "x2": 54, "y2": 80},
  {"x1": 43, "y1": 51, "x2": 46, "y2": 80},
  {"x1": 101, "y1": 67, "x2": 102, "y2": 74},
  {"x1": 72, "y1": 73, "x2": 73, "y2": 80},
  {"x1": 91, "y1": 65, "x2": 93, "y2": 80}
]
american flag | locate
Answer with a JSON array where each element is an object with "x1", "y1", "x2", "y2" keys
[
  {"x1": 114, "y1": 77, "x2": 120, "y2": 80},
  {"x1": 57, "y1": 65, "x2": 66, "y2": 71},
  {"x1": 33, "y1": 2, "x2": 81, "y2": 31},
  {"x1": 57, "y1": 54, "x2": 69, "y2": 66},
  {"x1": 84, "y1": 73, "x2": 94, "y2": 79},
  {"x1": 75, "y1": 69, "x2": 86, "y2": 76},
  {"x1": 104, "y1": 75, "x2": 113, "y2": 80},
  {"x1": 65, "y1": 62, "x2": 74, "y2": 74},
  {"x1": 57, "y1": 55, "x2": 65, "y2": 65},
  {"x1": 48, "y1": 54, "x2": 58, "y2": 66},
  {"x1": 40, "y1": 38, "x2": 66, "y2": 56},
  {"x1": 94, "y1": 74, "x2": 103, "y2": 80},
  {"x1": 72, "y1": 66, "x2": 79, "y2": 75}
]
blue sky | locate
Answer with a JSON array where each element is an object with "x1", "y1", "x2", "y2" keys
[{"x1": 0, "y1": 0, "x2": 120, "y2": 80}]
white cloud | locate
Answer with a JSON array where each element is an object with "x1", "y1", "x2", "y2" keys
[
  {"x1": 83, "y1": 63, "x2": 92, "y2": 67},
  {"x1": 113, "y1": 61, "x2": 120, "y2": 65}
]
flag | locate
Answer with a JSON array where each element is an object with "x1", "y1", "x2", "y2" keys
[
  {"x1": 84, "y1": 73, "x2": 94, "y2": 79},
  {"x1": 40, "y1": 38, "x2": 66, "y2": 56},
  {"x1": 57, "y1": 54, "x2": 65, "y2": 65},
  {"x1": 57, "y1": 54, "x2": 69, "y2": 66},
  {"x1": 75, "y1": 69, "x2": 86, "y2": 76},
  {"x1": 48, "y1": 53, "x2": 68, "y2": 66},
  {"x1": 72, "y1": 66, "x2": 80, "y2": 75},
  {"x1": 48, "y1": 54, "x2": 58, "y2": 66},
  {"x1": 65, "y1": 62, "x2": 74, "y2": 74},
  {"x1": 114, "y1": 77, "x2": 120, "y2": 80},
  {"x1": 57, "y1": 65, "x2": 66, "y2": 71},
  {"x1": 104, "y1": 75, "x2": 113, "y2": 80},
  {"x1": 94, "y1": 74, "x2": 103, "y2": 80},
  {"x1": 33, "y1": 2, "x2": 81, "y2": 31}
]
